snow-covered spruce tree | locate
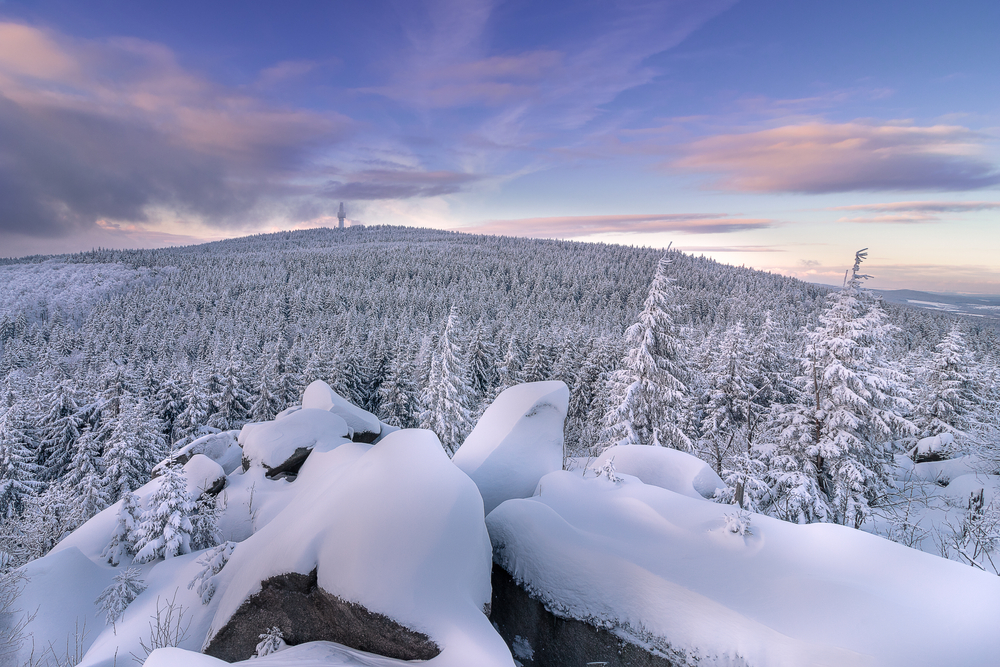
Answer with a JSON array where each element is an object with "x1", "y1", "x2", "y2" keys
[
  {"x1": 65, "y1": 424, "x2": 110, "y2": 525},
  {"x1": 153, "y1": 375, "x2": 185, "y2": 444},
  {"x1": 39, "y1": 378, "x2": 85, "y2": 480},
  {"x1": 255, "y1": 627, "x2": 285, "y2": 657},
  {"x1": 0, "y1": 404, "x2": 40, "y2": 519},
  {"x1": 697, "y1": 321, "x2": 754, "y2": 475},
  {"x1": 104, "y1": 395, "x2": 165, "y2": 502},
  {"x1": 133, "y1": 464, "x2": 196, "y2": 563},
  {"x1": 467, "y1": 318, "x2": 499, "y2": 403},
  {"x1": 420, "y1": 307, "x2": 473, "y2": 456},
  {"x1": 209, "y1": 355, "x2": 251, "y2": 431},
  {"x1": 188, "y1": 541, "x2": 236, "y2": 604},
  {"x1": 378, "y1": 350, "x2": 420, "y2": 428},
  {"x1": 766, "y1": 249, "x2": 914, "y2": 527},
  {"x1": 190, "y1": 494, "x2": 224, "y2": 552},
  {"x1": 915, "y1": 323, "x2": 972, "y2": 438},
  {"x1": 104, "y1": 491, "x2": 142, "y2": 566},
  {"x1": 95, "y1": 567, "x2": 147, "y2": 625},
  {"x1": 174, "y1": 372, "x2": 210, "y2": 444},
  {"x1": 602, "y1": 252, "x2": 691, "y2": 450},
  {"x1": 250, "y1": 356, "x2": 283, "y2": 423}
]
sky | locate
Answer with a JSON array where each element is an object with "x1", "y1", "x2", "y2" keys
[{"x1": 0, "y1": 0, "x2": 998, "y2": 292}]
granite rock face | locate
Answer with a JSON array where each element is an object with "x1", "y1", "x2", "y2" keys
[
  {"x1": 488, "y1": 565, "x2": 683, "y2": 667},
  {"x1": 204, "y1": 568, "x2": 440, "y2": 662}
]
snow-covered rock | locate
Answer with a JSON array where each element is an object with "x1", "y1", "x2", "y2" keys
[
  {"x1": 153, "y1": 430, "x2": 243, "y2": 477},
  {"x1": 592, "y1": 444, "x2": 725, "y2": 499},
  {"x1": 909, "y1": 432, "x2": 956, "y2": 462},
  {"x1": 486, "y1": 470, "x2": 1000, "y2": 667},
  {"x1": 452, "y1": 381, "x2": 568, "y2": 515},
  {"x1": 302, "y1": 380, "x2": 382, "y2": 442},
  {"x1": 239, "y1": 408, "x2": 351, "y2": 476},
  {"x1": 204, "y1": 429, "x2": 512, "y2": 666}
]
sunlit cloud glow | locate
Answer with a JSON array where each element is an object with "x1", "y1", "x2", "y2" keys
[{"x1": 674, "y1": 122, "x2": 1000, "y2": 193}]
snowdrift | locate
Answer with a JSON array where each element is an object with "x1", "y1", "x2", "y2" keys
[
  {"x1": 9, "y1": 379, "x2": 1000, "y2": 667},
  {"x1": 453, "y1": 381, "x2": 568, "y2": 515},
  {"x1": 486, "y1": 470, "x2": 1000, "y2": 667}
]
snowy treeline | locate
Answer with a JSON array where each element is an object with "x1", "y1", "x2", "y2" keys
[{"x1": 1, "y1": 227, "x2": 998, "y2": 572}]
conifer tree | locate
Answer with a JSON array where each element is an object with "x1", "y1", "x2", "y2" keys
[
  {"x1": 209, "y1": 356, "x2": 251, "y2": 430},
  {"x1": 378, "y1": 351, "x2": 420, "y2": 428},
  {"x1": 96, "y1": 567, "x2": 147, "y2": 624},
  {"x1": 104, "y1": 491, "x2": 142, "y2": 566},
  {"x1": 420, "y1": 307, "x2": 473, "y2": 455},
  {"x1": 133, "y1": 464, "x2": 196, "y2": 563},
  {"x1": 0, "y1": 404, "x2": 40, "y2": 519},
  {"x1": 602, "y1": 252, "x2": 691, "y2": 450},
  {"x1": 766, "y1": 250, "x2": 914, "y2": 527},
  {"x1": 66, "y1": 424, "x2": 109, "y2": 525},
  {"x1": 174, "y1": 372, "x2": 210, "y2": 443},
  {"x1": 39, "y1": 379, "x2": 84, "y2": 479},
  {"x1": 915, "y1": 323, "x2": 972, "y2": 437},
  {"x1": 104, "y1": 396, "x2": 165, "y2": 501}
]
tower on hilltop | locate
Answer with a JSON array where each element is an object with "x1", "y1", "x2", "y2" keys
[{"x1": 337, "y1": 202, "x2": 346, "y2": 229}]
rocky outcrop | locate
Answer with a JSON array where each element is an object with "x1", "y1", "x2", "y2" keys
[
  {"x1": 203, "y1": 568, "x2": 440, "y2": 662},
  {"x1": 489, "y1": 565, "x2": 682, "y2": 667},
  {"x1": 239, "y1": 408, "x2": 351, "y2": 474},
  {"x1": 453, "y1": 381, "x2": 568, "y2": 515},
  {"x1": 152, "y1": 431, "x2": 243, "y2": 478},
  {"x1": 302, "y1": 380, "x2": 383, "y2": 442}
]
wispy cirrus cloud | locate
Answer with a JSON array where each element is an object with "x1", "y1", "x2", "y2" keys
[
  {"x1": 673, "y1": 121, "x2": 1000, "y2": 193},
  {"x1": 322, "y1": 169, "x2": 481, "y2": 200},
  {"x1": 464, "y1": 213, "x2": 775, "y2": 238},
  {"x1": 0, "y1": 22, "x2": 351, "y2": 240},
  {"x1": 830, "y1": 200, "x2": 1000, "y2": 223}
]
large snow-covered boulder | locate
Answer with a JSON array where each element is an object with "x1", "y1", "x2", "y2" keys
[
  {"x1": 239, "y1": 408, "x2": 351, "y2": 476},
  {"x1": 909, "y1": 432, "x2": 956, "y2": 463},
  {"x1": 452, "y1": 381, "x2": 568, "y2": 515},
  {"x1": 487, "y1": 470, "x2": 1000, "y2": 667},
  {"x1": 302, "y1": 380, "x2": 382, "y2": 442},
  {"x1": 592, "y1": 445, "x2": 725, "y2": 499},
  {"x1": 203, "y1": 429, "x2": 513, "y2": 666},
  {"x1": 153, "y1": 430, "x2": 243, "y2": 477}
]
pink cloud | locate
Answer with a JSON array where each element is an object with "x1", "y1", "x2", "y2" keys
[
  {"x1": 673, "y1": 122, "x2": 1000, "y2": 193},
  {"x1": 0, "y1": 21, "x2": 352, "y2": 238},
  {"x1": 464, "y1": 213, "x2": 774, "y2": 238},
  {"x1": 830, "y1": 200, "x2": 1000, "y2": 213}
]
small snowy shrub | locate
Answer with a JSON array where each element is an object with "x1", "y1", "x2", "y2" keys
[
  {"x1": 597, "y1": 457, "x2": 622, "y2": 483},
  {"x1": 188, "y1": 541, "x2": 236, "y2": 604},
  {"x1": 132, "y1": 590, "x2": 190, "y2": 662},
  {"x1": 723, "y1": 510, "x2": 753, "y2": 537},
  {"x1": 95, "y1": 567, "x2": 147, "y2": 624},
  {"x1": 190, "y1": 494, "x2": 224, "y2": 551},
  {"x1": 511, "y1": 635, "x2": 534, "y2": 661},
  {"x1": 254, "y1": 626, "x2": 285, "y2": 658}
]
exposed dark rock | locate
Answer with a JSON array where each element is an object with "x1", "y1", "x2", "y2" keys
[
  {"x1": 352, "y1": 428, "x2": 380, "y2": 444},
  {"x1": 262, "y1": 446, "x2": 312, "y2": 479},
  {"x1": 241, "y1": 455, "x2": 251, "y2": 473},
  {"x1": 489, "y1": 564, "x2": 683, "y2": 667},
  {"x1": 204, "y1": 475, "x2": 227, "y2": 496},
  {"x1": 204, "y1": 568, "x2": 440, "y2": 663}
]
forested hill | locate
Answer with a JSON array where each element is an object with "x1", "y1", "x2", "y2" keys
[
  {"x1": 3, "y1": 225, "x2": 832, "y2": 335},
  {"x1": 1, "y1": 225, "x2": 998, "y2": 571}
]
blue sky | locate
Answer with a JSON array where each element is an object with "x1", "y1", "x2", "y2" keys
[{"x1": 1, "y1": 0, "x2": 998, "y2": 292}]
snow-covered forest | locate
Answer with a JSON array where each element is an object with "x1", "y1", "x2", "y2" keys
[
  {"x1": 1, "y1": 227, "x2": 999, "y2": 570},
  {"x1": 1, "y1": 227, "x2": 1000, "y2": 666}
]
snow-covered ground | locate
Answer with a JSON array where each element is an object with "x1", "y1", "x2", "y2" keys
[{"x1": 5, "y1": 380, "x2": 999, "y2": 667}]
